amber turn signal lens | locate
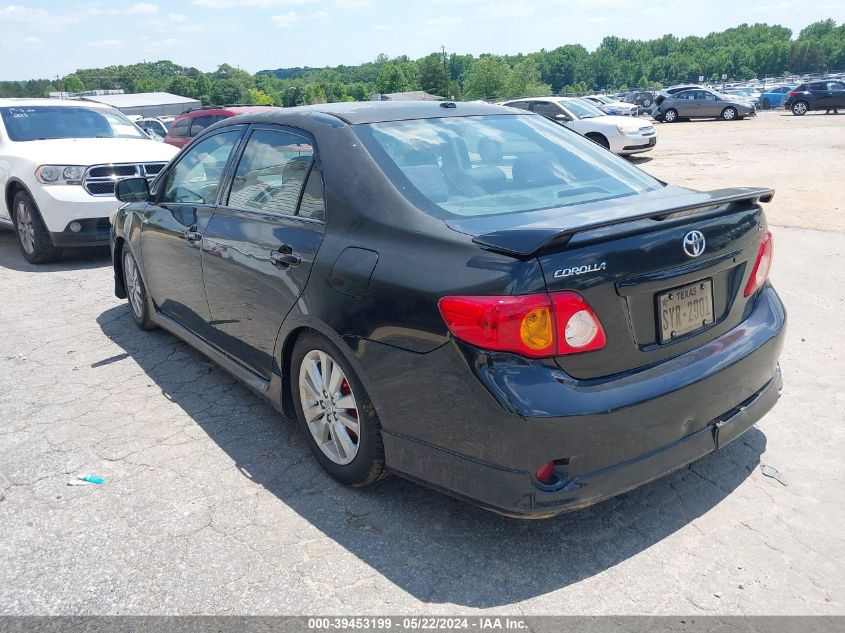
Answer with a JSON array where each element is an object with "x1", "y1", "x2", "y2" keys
[{"x1": 520, "y1": 307, "x2": 553, "y2": 351}]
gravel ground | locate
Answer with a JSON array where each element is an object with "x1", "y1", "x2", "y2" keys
[{"x1": 0, "y1": 110, "x2": 843, "y2": 615}]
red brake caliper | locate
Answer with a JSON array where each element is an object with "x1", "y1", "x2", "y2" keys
[{"x1": 341, "y1": 378, "x2": 358, "y2": 443}]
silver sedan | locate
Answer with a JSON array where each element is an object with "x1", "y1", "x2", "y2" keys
[{"x1": 653, "y1": 88, "x2": 755, "y2": 122}]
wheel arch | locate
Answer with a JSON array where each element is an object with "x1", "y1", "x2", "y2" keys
[
  {"x1": 113, "y1": 235, "x2": 128, "y2": 299},
  {"x1": 4, "y1": 178, "x2": 33, "y2": 216},
  {"x1": 585, "y1": 132, "x2": 609, "y2": 148},
  {"x1": 274, "y1": 318, "x2": 387, "y2": 423}
]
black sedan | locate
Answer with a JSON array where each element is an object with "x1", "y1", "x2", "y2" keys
[
  {"x1": 784, "y1": 80, "x2": 845, "y2": 115},
  {"x1": 111, "y1": 101, "x2": 785, "y2": 518}
]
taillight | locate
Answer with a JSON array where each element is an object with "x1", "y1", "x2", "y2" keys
[
  {"x1": 787, "y1": 89, "x2": 799, "y2": 98},
  {"x1": 744, "y1": 232, "x2": 773, "y2": 297},
  {"x1": 438, "y1": 291, "x2": 606, "y2": 358}
]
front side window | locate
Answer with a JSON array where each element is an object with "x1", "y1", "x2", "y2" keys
[
  {"x1": 227, "y1": 129, "x2": 314, "y2": 216},
  {"x1": 356, "y1": 114, "x2": 661, "y2": 219},
  {"x1": 160, "y1": 130, "x2": 242, "y2": 205},
  {"x1": 560, "y1": 99, "x2": 604, "y2": 119},
  {"x1": 0, "y1": 106, "x2": 147, "y2": 142}
]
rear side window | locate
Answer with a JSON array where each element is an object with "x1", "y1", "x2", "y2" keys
[
  {"x1": 169, "y1": 118, "x2": 190, "y2": 138},
  {"x1": 532, "y1": 102, "x2": 561, "y2": 118},
  {"x1": 356, "y1": 114, "x2": 661, "y2": 219},
  {"x1": 227, "y1": 128, "x2": 314, "y2": 216},
  {"x1": 190, "y1": 115, "x2": 215, "y2": 136},
  {"x1": 297, "y1": 164, "x2": 325, "y2": 222},
  {"x1": 505, "y1": 101, "x2": 531, "y2": 111}
]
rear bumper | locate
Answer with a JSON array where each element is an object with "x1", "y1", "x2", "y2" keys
[
  {"x1": 386, "y1": 367, "x2": 781, "y2": 517},
  {"x1": 365, "y1": 285, "x2": 785, "y2": 518}
]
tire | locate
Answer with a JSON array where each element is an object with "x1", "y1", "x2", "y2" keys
[
  {"x1": 11, "y1": 190, "x2": 59, "y2": 264},
  {"x1": 291, "y1": 332, "x2": 388, "y2": 487},
  {"x1": 586, "y1": 133, "x2": 610, "y2": 149},
  {"x1": 663, "y1": 108, "x2": 678, "y2": 123},
  {"x1": 721, "y1": 107, "x2": 738, "y2": 121},
  {"x1": 122, "y1": 248, "x2": 155, "y2": 330},
  {"x1": 642, "y1": 97, "x2": 652, "y2": 108},
  {"x1": 792, "y1": 101, "x2": 808, "y2": 116},
  {"x1": 762, "y1": 98, "x2": 771, "y2": 110}
]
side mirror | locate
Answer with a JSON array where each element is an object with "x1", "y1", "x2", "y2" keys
[
  {"x1": 115, "y1": 177, "x2": 150, "y2": 203},
  {"x1": 554, "y1": 113, "x2": 571, "y2": 122}
]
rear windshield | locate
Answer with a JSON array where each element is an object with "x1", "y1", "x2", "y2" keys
[
  {"x1": 0, "y1": 105, "x2": 146, "y2": 142},
  {"x1": 355, "y1": 114, "x2": 661, "y2": 219}
]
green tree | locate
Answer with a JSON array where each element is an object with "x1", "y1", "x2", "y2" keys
[
  {"x1": 63, "y1": 74, "x2": 84, "y2": 93},
  {"x1": 209, "y1": 78, "x2": 245, "y2": 105},
  {"x1": 376, "y1": 63, "x2": 411, "y2": 94},
  {"x1": 419, "y1": 53, "x2": 449, "y2": 97},
  {"x1": 504, "y1": 58, "x2": 551, "y2": 98},
  {"x1": 166, "y1": 76, "x2": 197, "y2": 98},
  {"x1": 463, "y1": 56, "x2": 510, "y2": 100}
]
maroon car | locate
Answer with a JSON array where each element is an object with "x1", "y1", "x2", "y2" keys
[{"x1": 163, "y1": 105, "x2": 276, "y2": 148}]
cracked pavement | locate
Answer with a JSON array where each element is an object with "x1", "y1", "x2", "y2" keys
[{"x1": 0, "y1": 112, "x2": 843, "y2": 614}]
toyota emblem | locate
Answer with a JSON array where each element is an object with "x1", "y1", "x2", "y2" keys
[{"x1": 683, "y1": 230, "x2": 706, "y2": 258}]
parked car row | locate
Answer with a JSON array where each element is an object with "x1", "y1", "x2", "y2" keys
[{"x1": 1, "y1": 98, "x2": 784, "y2": 518}]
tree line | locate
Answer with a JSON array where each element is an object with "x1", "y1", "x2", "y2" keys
[{"x1": 1, "y1": 20, "x2": 843, "y2": 104}]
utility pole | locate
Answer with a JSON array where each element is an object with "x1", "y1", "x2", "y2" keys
[{"x1": 441, "y1": 45, "x2": 450, "y2": 98}]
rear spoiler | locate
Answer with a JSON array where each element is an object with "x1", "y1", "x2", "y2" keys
[{"x1": 469, "y1": 187, "x2": 774, "y2": 257}]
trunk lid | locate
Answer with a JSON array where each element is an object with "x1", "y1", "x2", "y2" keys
[{"x1": 447, "y1": 185, "x2": 774, "y2": 379}]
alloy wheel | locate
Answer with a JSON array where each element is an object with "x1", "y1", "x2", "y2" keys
[
  {"x1": 664, "y1": 109, "x2": 677, "y2": 122},
  {"x1": 723, "y1": 107, "x2": 736, "y2": 120},
  {"x1": 123, "y1": 251, "x2": 144, "y2": 319},
  {"x1": 15, "y1": 200, "x2": 35, "y2": 255},
  {"x1": 298, "y1": 349, "x2": 360, "y2": 465},
  {"x1": 793, "y1": 102, "x2": 807, "y2": 115}
]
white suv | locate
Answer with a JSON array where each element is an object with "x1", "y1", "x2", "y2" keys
[{"x1": 0, "y1": 99, "x2": 178, "y2": 263}]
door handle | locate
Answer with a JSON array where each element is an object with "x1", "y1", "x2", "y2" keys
[
  {"x1": 184, "y1": 226, "x2": 202, "y2": 241},
  {"x1": 270, "y1": 245, "x2": 301, "y2": 268}
]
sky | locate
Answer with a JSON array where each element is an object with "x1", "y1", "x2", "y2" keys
[{"x1": 0, "y1": 0, "x2": 842, "y2": 80}]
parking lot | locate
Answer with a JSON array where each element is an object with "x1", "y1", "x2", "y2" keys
[{"x1": 0, "y1": 110, "x2": 843, "y2": 615}]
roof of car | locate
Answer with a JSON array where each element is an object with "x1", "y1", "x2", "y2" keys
[
  {"x1": 178, "y1": 105, "x2": 276, "y2": 118},
  {"x1": 225, "y1": 100, "x2": 521, "y2": 125},
  {"x1": 0, "y1": 98, "x2": 113, "y2": 109}
]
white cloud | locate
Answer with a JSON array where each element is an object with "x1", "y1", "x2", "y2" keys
[
  {"x1": 476, "y1": 2, "x2": 535, "y2": 19},
  {"x1": 373, "y1": 23, "x2": 388, "y2": 30},
  {"x1": 192, "y1": 0, "x2": 316, "y2": 7},
  {"x1": 0, "y1": 5, "x2": 81, "y2": 31},
  {"x1": 425, "y1": 15, "x2": 462, "y2": 25},
  {"x1": 125, "y1": 2, "x2": 159, "y2": 15},
  {"x1": 168, "y1": 12, "x2": 187, "y2": 22},
  {"x1": 335, "y1": 0, "x2": 373, "y2": 7},
  {"x1": 23, "y1": 35, "x2": 43, "y2": 45},
  {"x1": 86, "y1": 39, "x2": 121, "y2": 47},
  {"x1": 272, "y1": 9, "x2": 326, "y2": 27}
]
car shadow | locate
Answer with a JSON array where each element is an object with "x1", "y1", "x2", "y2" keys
[
  {"x1": 96, "y1": 303, "x2": 765, "y2": 608},
  {"x1": 626, "y1": 156, "x2": 653, "y2": 165},
  {"x1": 0, "y1": 229, "x2": 111, "y2": 273}
]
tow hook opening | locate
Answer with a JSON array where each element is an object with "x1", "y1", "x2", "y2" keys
[{"x1": 533, "y1": 458, "x2": 570, "y2": 489}]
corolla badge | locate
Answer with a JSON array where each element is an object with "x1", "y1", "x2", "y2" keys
[
  {"x1": 553, "y1": 262, "x2": 607, "y2": 279},
  {"x1": 682, "y1": 230, "x2": 706, "y2": 258}
]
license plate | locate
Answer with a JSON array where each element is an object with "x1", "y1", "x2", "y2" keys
[{"x1": 658, "y1": 279, "x2": 714, "y2": 342}]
